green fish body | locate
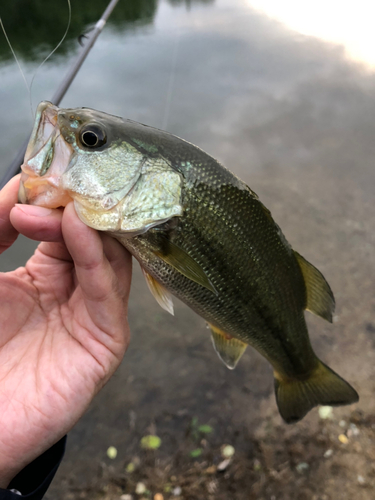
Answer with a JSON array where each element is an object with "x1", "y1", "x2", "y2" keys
[{"x1": 19, "y1": 101, "x2": 359, "y2": 423}]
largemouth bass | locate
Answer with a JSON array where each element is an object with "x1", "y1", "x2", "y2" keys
[{"x1": 19, "y1": 101, "x2": 358, "y2": 423}]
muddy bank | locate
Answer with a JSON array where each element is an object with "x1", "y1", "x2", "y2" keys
[{"x1": 52, "y1": 402, "x2": 374, "y2": 500}]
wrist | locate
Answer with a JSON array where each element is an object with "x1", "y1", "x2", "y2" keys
[
  {"x1": 3, "y1": 436, "x2": 67, "y2": 497},
  {"x1": 0, "y1": 470, "x2": 19, "y2": 489},
  {"x1": 0, "y1": 446, "x2": 29, "y2": 488},
  {"x1": 0, "y1": 418, "x2": 65, "y2": 489}
]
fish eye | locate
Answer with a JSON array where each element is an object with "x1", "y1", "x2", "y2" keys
[{"x1": 80, "y1": 125, "x2": 107, "y2": 148}]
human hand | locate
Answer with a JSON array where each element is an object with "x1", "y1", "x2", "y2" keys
[{"x1": 0, "y1": 175, "x2": 132, "y2": 487}]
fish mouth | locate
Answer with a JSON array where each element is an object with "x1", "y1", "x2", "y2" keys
[
  {"x1": 25, "y1": 101, "x2": 59, "y2": 164},
  {"x1": 19, "y1": 101, "x2": 74, "y2": 208}
]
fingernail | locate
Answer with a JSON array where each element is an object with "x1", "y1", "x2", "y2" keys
[{"x1": 15, "y1": 204, "x2": 53, "y2": 217}]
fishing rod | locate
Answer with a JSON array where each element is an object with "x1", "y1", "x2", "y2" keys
[{"x1": 0, "y1": 0, "x2": 120, "y2": 190}]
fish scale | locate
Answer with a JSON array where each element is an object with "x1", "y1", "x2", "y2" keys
[{"x1": 125, "y1": 172, "x2": 311, "y2": 370}]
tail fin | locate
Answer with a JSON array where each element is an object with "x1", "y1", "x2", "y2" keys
[{"x1": 274, "y1": 360, "x2": 359, "y2": 424}]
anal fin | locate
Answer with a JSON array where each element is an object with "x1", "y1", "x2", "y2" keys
[
  {"x1": 294, "y1": 251, "x2": 335, "y2": 322},
  {"x1": 142, "y1": 268, "x2": 174, "y2": 315},
  {"x1": 208, "y1": 323, "x2": 247, "y2": 369}
]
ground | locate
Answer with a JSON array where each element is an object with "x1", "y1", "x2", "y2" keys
[{"x1": 57, "y1": 404, "x2": 375, "y2": 500}]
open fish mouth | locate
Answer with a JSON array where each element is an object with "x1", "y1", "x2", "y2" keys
[
  {"x1": 19, "y1": 101, "x2": 74, "y2": 208},
  {"x1": 25, "y1": 101, "x2": 59, "y2": 164}
]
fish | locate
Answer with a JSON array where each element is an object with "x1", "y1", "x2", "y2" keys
[{"x1": 18, "y1": 101, "x2": 359, "y2": 423}]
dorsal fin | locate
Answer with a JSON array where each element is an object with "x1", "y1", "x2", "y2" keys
[
  {"x1": 208, "y1": 323, "x2": 247, "y2": 369},
  {"x1": 294, "y1": 251, "x2": 335, "y2": 322}
]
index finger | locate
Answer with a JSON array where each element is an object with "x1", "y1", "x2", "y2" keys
[{"x1": 0, "y1": 175, "x2": 20, "y2": 254}]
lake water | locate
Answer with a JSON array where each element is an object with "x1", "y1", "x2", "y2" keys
[{"x1": 1, "y1": 0, "x2": 375, "y2": 273}]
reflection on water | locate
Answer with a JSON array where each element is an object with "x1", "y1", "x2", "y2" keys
[
  {"x1": 248, "y1": 0, "x2": 375, "y2": 66},
  {"x1": 0, "y1": 0, "x2": 216, "y2": 63},
  {"x1": 168, "y1": 0, "x2": 214, "y2": 5},
  {"x1": 0, "y1": 0, "x2": 158, "y2": 61}
]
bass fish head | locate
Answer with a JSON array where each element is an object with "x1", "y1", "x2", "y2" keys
[{"x1": 19, "y1": 101, "x2": 183, "y2": 235}]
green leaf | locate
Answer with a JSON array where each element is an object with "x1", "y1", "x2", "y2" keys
[
  {"x1": 198, "y1": 424, "x2": 213, "y2": 434},
  {"x1": 191, "y1": 417, "x2": 199, "y2": 428},
  {"x1": 140, "y1": 435, "x2": 162, "y2": 450},
  {"x1": 126, "y1": 462, "x2": 135, "y2": 473},
  {"x1": 190, "y1": 448, "x2": 203, "y2": 458}
]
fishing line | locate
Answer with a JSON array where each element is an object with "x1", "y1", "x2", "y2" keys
[
  {"x1": 29, "y1": 0, "x2": 72, "y2": 115},
  {"x1": 0, "y1": 16, "x2": 30, "y2": 108},
  {"x1": 0, "y1": 0, "x2": 71, "y2": 120},
  {"x1": 161, "y1": 31, "x2": 180, "y2": 131}
]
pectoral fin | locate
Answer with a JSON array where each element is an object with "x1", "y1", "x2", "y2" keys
[
  {"x1": 142, "y1": 268, "x2": 174, "y2": 315},
  {"x1": 208, "y1": 323, "x2": 247, "y2": 369},
  {"x1": 294, "y1": 251, "x2": 335, "y2": 322},
  {"x1": 154, "y1": 237, "x2": 218, "y2": 295}
]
